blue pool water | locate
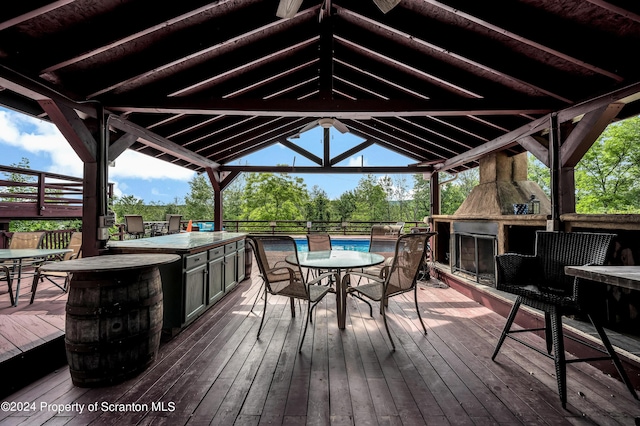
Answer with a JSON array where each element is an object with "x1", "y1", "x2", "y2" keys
[{"x1": 295, "y1": 238, "x2": 369, "y2": 252}]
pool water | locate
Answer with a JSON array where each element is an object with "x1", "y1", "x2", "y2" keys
[{"x1": 295, "y1": 238, "x2": 369, "y2": 252}]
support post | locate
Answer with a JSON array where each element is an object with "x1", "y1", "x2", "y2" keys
[{"x1": 548, "y1": 113, "x2": 561, "y2": 231}]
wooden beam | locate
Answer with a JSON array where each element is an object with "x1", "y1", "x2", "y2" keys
[
  {"x1": 330, "y1": 140, "x2": 374, "y2": 166},
  {"x1": 108, "y1": 133, "x2": 138, "y2": 161},
  {"x1": 37, "y1": 100, "x2": 97, "y2": 163},
  {"x1": 108, "y1": 115, "x2": 219, "y2": 169},
  {"x1": 561, "y1": 103, "x2": 625, "y2": 167},
  {"x1": 105, "y1": 97, "x2": 555, "y2": 118},
  {"x1": 518, "y1": 135, "x2": 549, "y2": 167},
  {"x1": 219, "y1": 165, "x2": 422, "y2": 174},
  {"x1": 279, "y1": 140, "x2": 323, "y2": 166}
]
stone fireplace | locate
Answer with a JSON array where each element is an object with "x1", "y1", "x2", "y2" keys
[{"x1": 449, "y1": 152, "x2": 550, "y2": 283}]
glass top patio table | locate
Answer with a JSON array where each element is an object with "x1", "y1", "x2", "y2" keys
[
  {"x1": 0, "y1": 248, "x2": 72, "y2": 306},
  {"x1": 286, "y1": 250, "x2": 385, "y2": 329}
]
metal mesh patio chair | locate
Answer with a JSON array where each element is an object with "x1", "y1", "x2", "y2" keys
[
  {"x1": 345, "y1": 233, "x2": 431, "y2": 351},
  {"x1": 306, "y1": 233, "x2": 333, "y2": 281},
  {"x1": 2, "y1": 231, "x2": 46, "y2": 270},
  {"x1": 124, "y1": 215, "x2": 145, "y2": 239},
  {"x1": 166, "y1": 214, "x2": 182, "y2": 234},
  {"x1": 30, "y1": 232, "x2": 82, "y2": 304},
  {"x1": 492, "y1": 231, "x2": 638, "y2": 408},
  {"x1": 1, "y1": 265, "x2": 14, "y2": 306},
  {"x1": 247, "y1": 235, "x2": 336, "y2": 352}
]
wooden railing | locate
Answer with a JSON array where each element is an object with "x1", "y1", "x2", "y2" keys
[{"x1": 0, "y1": 165, "x2": 113, "y2": 220}]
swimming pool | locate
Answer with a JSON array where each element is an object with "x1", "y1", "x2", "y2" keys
[{"x1": 294, "y1": 238, "x2": 369, "y2": 252}]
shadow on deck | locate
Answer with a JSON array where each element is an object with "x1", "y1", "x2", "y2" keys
[{"x1": 1, "y1": 262, "x2": 639, "y2": 424}]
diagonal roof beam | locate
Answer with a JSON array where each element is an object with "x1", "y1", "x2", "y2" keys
[
  {"x1": 337, "y1": 6, "x2": 573, "y2": 103},
  {"x1": 0, "y1": 0, "x2": 76, "y2": 31},
  {"x1": 108, "y1": 115, "x2": 219, "y2": 169},
  {"x1": 437, "y1": 82, "x2": 640, "y2": 171},
  {"x1": 41, "y1": 0, "x2": 243, "y2": 75},
  {"x1": 421, "y1": 0, "x2": 623, "y2": 82}
]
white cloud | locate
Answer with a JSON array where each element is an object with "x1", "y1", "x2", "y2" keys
[
  {"x1": 346, "y1": 156, "x2": 368, "y2": 167},
  {"x1": 0, "y1": 108, "x2": 195, "y2": 182},
  {"x1": 108, "y1": 150, "x2": 195, "y2": 181}
]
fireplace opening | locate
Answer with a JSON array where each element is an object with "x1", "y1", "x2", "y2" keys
[{"x1": 452, "y1": 222, "x2": 498, "y2": 284}]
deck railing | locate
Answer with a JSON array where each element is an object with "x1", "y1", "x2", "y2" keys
[
  {"x1": 0, "y1": 165, "x2": 113, "y2": 220},
  {"x1": 111, "y1": 219, "x2": 428, "y2": 240}
]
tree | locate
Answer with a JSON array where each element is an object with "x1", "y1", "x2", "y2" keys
[
  {"x1": 223, "y1": 173, "x2": 246, "y2": 220},
  {"x1": 528, "y1": 154, "x2": 550, "y2": 196},
  {"x1": 333, "y1": 190, "x2": 358, "y2": 222},
  {"x1": 184, "y1": 174, "x2": 215, "y2": 220},
  {"x1": 440, "y1": 170, "x2": 478, "y2": 215},
  {"x1": 351, "y1": 174, "x2": 387, "y2": 221},
  {"x1": 575, "y1": 116, "x2": 640, "y2": 213},
  {"x1": 306, "y1": 186, "x2": 332, "y2": 225},
  {"x1": 242, "y1": 171, "x2": 309, "y2": 221},
  {"x1": 412, "y1": 174, "x2": 430, "y2": 219}
]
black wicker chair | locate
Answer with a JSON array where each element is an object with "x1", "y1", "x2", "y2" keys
[{"x1": 492, "y1": 231, "x2": 638, "y2": 408}]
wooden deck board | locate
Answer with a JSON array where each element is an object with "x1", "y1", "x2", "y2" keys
[{"x1": 1, "y1": 266, "x2": 640, "y2": 425}]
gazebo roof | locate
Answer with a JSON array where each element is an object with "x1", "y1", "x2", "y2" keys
[{"x1": 1, "y1": 1, "x2": 640, "y2": 175}]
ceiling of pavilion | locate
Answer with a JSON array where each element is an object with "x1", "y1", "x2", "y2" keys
[{"x1": 1, "y1": 0, "x2": 640, "y2": 176}]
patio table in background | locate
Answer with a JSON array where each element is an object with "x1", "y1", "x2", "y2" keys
[
  {"x1": 145, "y1": 221, "x2": 168, "y2": 237},
  {"x1": 286, "y1": 250, "x2": 384, "y2": 329},
  {"x1": 564, "y1": 265, "x2": 640, "y2": 291},
  {"x1": 0, "y1": 248, "x2": 72, "y2": 306}
]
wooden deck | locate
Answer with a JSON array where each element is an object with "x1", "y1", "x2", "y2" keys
[{"x1": 1, "y1": 267, "x2": 640, "y2": 425}]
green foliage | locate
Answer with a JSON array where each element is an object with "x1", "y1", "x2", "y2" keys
[
  {"x1": 575, "y1": 116, "x2": 640, "y2": 213},
  {"x1": 350, "y1": 174, "x2": 387, "y2": 221},
  {"x1": 306, "y1": 186, "x2": 332, "y2": 224},
  {"x1": 242, "y1": 171, "x2": 309, "y2": 221},
  {"x1": 184, "y1": 174, "x2": 215, "y2": 220},
  {"x1": 527, "y1": 154, "x2": 550, "y2": 196},
  {"x1": 412, "y1": 174, "x2": 431, "y2": 219},
  {"x1": 439, "y1": 170, "x2": 478, "y2": 215}
]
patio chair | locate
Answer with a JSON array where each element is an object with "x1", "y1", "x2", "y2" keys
[
  {"x1": 29, "y1": 232, "x2": 82, "y2": 304},
  {"x1": 124, "y1": 215, "x2": 145, "y2": 239},
  {"x1": 344, "y1": 233, "x2": 431, "y2": 351},
  {"x1": 247, "y1": 235, "x2": 335, "y2": 352},
  {"x1": 491, "y1": 231, "x2": 638, "y2": 408},
  {"x1": 166, "y1": 214, "x2": 182, "y2": 234},
  {"x1": 1, "y1": 265, "x2": 14, "y2": 306},
  {"x1": 306, "y1": 233, "x2": 332, "y2": 281},
  {"x1": 2, "y1": 231, "x2": 46, "y2": 270}
]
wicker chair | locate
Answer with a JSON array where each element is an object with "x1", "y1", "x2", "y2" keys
[
  {"x1": 30, "y1": 232, "x2": 83, "y2": 304},
  {"x1": 492, "y1": 231, "x2": 638, "y2": 408},
  {"x1": 345, "y1": 233, "x2": 431, "y2": 351},
  {"x1": 247, "y1": 235, "x2": 336, "y2": 352}
]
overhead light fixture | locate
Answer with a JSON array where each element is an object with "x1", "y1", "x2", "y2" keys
[{"x1": 318, "y1": 118, "x2": 335, "y2": 128}]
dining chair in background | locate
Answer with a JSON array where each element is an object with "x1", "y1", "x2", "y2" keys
[
  {"x1": 345, "y1": 232, "x2": 431, "y2": 351},
  {"x1": 306, "y1": 233, "x2": 332, "y2": 281},
  {"x1": 247, "y1": 235, "x2": 335, "y2": 352},
  {"x1": 30, "y1": 231, "x2": 83, "y2": 304},
  {"x1": 491, "y1": 231, "x2": 638, "y2": 408},
  {"x1": 166, "y1": 214, "x2": 182, "y2": 234},
  {"x1": 2, "y1": 231, "x2": 46, "y2": 271},
  {"x1": 124, "y1": 215, "x2": 145, "y2": 239},
  {"x1": 1, "y1": 265, "x2": 14, "y2": 306}
]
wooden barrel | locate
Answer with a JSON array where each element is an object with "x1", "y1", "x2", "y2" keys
[{"x1": 65, "y1": 266, "x2": 163, "y2": 387}]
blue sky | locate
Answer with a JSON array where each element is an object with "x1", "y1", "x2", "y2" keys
[{"x1": 0, "y1": 106, "x2": 417, "y2": 202}]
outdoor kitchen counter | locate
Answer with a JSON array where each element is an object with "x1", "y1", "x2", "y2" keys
[{"x1": 107, "y1": 232, "x2": 248, "y2": 338}]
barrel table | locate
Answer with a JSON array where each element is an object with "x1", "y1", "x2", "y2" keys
[{"x1": 38, "y1": 254, "x2": 180, "y2": 387}]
